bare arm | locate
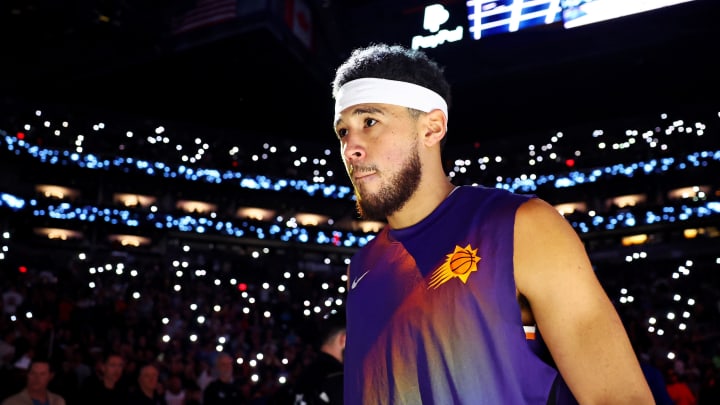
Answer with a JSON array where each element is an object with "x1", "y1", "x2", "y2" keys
[{"x1": 514, "y1": 198, "x2": 654, "y2": 405}]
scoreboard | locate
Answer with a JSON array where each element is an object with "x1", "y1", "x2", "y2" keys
[{"x1": 467, "y1": 0, "x2": 562, "y2": 40}]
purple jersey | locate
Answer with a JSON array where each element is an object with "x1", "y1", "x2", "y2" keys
[{"x1": 344, "y1": 185, "x2": 564, "y2": 404}]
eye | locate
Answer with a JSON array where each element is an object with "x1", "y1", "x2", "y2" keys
[
  {"x1": 364, "y1": 118, "x2": 377, "y2": 128},
  {"x1": 336, "y1": 128, "x2": 348, "y2": 139}
]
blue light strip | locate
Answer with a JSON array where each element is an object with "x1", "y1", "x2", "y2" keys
[
  {"x1": 2, "y1": 131, "x2": 718, "y2": 198},
  {"x1": 2, "y1": 191, "x2": 717, "y2": 247},
  {"x1": 0, "y1": 193, "x2": 375, "y2": 249},
  {"x1": 1, "y1": 132, "x2": 353, "y2": 200}
]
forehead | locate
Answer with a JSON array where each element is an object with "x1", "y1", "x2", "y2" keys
[
  {"x1": 106, "y1": 355, "x2": 124, "y2": 365},
  {"x1": 30, "y1": 362, "x2": 50, "y2": 372},
  {"x1": 141, "y1": 366, "x2": 158, "y2": 376}
]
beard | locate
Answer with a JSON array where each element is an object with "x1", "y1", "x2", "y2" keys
[{"x1": 354, "y1": 142, "x2": 422, "y2": 221}]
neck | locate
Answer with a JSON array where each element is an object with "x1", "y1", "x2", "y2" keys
[
  {"x1": 321, "y1": 346, "x2": 343, "y2": 363},
  {"x1": 27, "y1": 388, "x2": 48, "y2": 402},
  {"x1": 387, "y1": 179, "x2": 455, "y2": 230},
  {"x1": 103, "y1": 378, "x2": 116, "y2": 389},
  {"x1": 141, "y1": 386, "x2": 154, "y2": 398}
]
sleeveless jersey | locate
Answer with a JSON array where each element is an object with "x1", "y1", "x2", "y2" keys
[{"x1": 344, "y1": 185, "x2": 561, "y2": 404}]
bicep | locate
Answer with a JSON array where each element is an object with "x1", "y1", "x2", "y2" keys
[{"x1": 513, "y1": 198, "x2": 651, "y2": 403}]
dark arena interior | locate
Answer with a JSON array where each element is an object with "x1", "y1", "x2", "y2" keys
[{"x1": 0, "y1": 0, "x2": 719, "y2": 403}]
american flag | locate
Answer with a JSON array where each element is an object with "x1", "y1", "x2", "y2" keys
[{"x1": 172, "y1": 0, "x2": 238, "y2": 35}]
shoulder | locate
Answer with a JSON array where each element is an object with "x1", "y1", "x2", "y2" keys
[
  {"x1": 515, "y1": 197, "x2": 576, "y2": 240},
  {"x1": 456, "y1": 184, "x2": 529, "y2": 199},
  {"x1": 457, "y1": 185, "x2": 534, "y2": 213},
  {"x1": 0, "y1": 391, "x2": 26, "y2": 405},
  {"x1": 49, "y1": 392, "x2": 67, "y2": 405},
  {"x1": 203, "y1": 380, "x2": 218, "y2": 391},
  {"x1": 516, "y1": 195, "x2": 557, "y2": 216}
]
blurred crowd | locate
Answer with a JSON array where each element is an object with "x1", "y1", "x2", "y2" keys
[{"x1": 0, "y1": 104, "x2": 719, "y2": 404}]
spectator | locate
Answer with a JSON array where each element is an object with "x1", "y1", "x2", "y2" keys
[
  {"x1": 78, "y1": 351, "x2": 128, "y2": 405},
  {"x1": 163, "y1": 374, "x2": 186, "y2": 405},
  {"x1": 0, "y1": 329, "x2": 16, "y2": 369},
  {"x1": 2, "y1": 285, "x2": 24, "y2": 316},
  {"x1": 127, "y1": 363, "x2": 166, "y2": 405},
  {"x1": 698, "y1": 366, "x2": 720, "y2": 405},
  {"x1": 666, "y1": 369, "x2": 697, "y2": 405},
  {"x1": 291, "y1": 312, "x2": 346, "y2": 405},
  {"x1": 203, "y1": 353, "x2": 244, "y2": 405},
  {"x1": 195, "y1": 359, "x2": 213, "y2": 393},
  {"x1": 1, "y1": 358, "x2": 66, "y2": 405}
]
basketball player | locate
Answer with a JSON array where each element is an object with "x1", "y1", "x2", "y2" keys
[{"x1": 330, "y1": 43, "x2": 654, "y2": 404}]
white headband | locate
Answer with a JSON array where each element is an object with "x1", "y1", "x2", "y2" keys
[{"x1": 334, "y1": 78, "x2": 448, "y2": 125}]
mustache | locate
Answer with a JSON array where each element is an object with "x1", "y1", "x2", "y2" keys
[{"x1": 348, "y1": 164, "x2": 377, "y2": 176}]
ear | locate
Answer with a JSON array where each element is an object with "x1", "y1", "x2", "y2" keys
[
  {"x1": 338, "y1": 330, "x2": 347, "y2": 349},
  {"x1": 421, "y1": 109, "x2": 447, "y2": 147}
]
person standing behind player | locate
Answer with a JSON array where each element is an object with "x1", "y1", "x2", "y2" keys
[
  {"x1": 293, "y1": 312, "x2": 346, "y2": 405},
  {"x1": 330, "y1": 42, "x2": 655, "y2": 404}
]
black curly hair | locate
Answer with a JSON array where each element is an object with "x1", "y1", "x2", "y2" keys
[{"x1": 331, "y1": 43, "x2": 451, "y2": 110}]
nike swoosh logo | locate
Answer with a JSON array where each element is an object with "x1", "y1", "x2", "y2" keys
[{"x1": 351, "y1": 270, "x2": 370, "y2": 290}]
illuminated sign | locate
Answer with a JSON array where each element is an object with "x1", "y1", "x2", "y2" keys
[
  {"x1": 467, "y1": 0, "x2": 562, "y2": 39},
  {"x1": 561, "y1": 0, "x2": 697, "y2": 29},
  {"x1": 411, "y1": 4, "x2": 465, "y2": 49}
]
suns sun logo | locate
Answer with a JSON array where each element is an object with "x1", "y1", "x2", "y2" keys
[{"x1": 427, "y1": 244, "x2": 481, "y2": 289}]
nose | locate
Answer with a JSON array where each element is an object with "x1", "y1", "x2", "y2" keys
[{"x1": 342, "y1": 133, "x2": 365, "y2": 163}]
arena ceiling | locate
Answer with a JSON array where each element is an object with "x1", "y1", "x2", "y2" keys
[{"x1": 1, "y1": 0, "x2": 718, "y2": 146}]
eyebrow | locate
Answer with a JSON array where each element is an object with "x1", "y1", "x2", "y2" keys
[
  {"x1": 353, "y1": 106, "x2": 385, "y2": 116},
  {"x1": 334, "y1": 105, "x2": 386, "y2": 128}
]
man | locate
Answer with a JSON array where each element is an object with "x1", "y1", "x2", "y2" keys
[
  {"x1": 126, "y1": 363, "x2": 166, "y2": 405},
  {"x1": 1, "y1": 358, "x2": 66, "y2": 405},
  {"x1": 202, "y1": 353, "x2": 243, "y2": 405},
  {"x1": 78, "y1": 351, "x2": 128, "y2": 405},
  {"x1": 331, "y1": 43, "x2": 655, "y2": 404},
  {"x1": 293, "y1": 312, "x2": 346, "y2": 405},
  {"x1": 665, "y1": 369, "x2": 697, "y2": 405}
]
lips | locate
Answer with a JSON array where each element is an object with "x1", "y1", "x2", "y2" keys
[
  {"x1": 354, "y1": 171, "x2": 376, "y2": 182},
  {"x1": 350, "y1": 164, "x2": 376, "y2": 181}
]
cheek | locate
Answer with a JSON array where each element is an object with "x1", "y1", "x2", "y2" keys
[{"x1": 382, "y1": 143, "x2": 411, "y2": 164}]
